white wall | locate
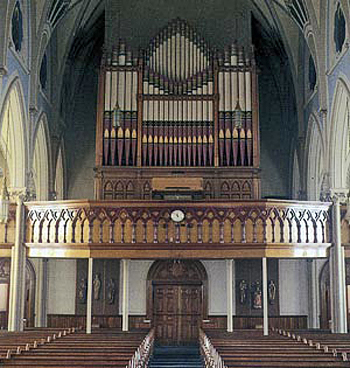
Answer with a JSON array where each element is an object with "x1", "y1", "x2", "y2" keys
[
  {"x1": 279, "y1": 259, "x2": 308, "y2": 315},
  {"x1": 47, "y1": 259, "x2": 77, "y2": 314},
  {"x1": 127, "y1": 260, "x2": 153, "y2": 315},
  {"x1": 202, "y1": 260, "x2": 229, "y2": 315}
]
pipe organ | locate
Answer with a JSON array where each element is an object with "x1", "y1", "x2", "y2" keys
[{"x1": 95, "y1": 18, "x2": 260, "y2": 200}]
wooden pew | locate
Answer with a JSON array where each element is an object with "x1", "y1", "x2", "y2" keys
[
  {"x1": 205, "y1": 329, "x2": 350, "y2": 368},
  {"x1": 0, "y1": 329, "x2": 148, "y2": 368}
]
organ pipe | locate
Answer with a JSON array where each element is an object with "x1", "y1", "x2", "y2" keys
[{"x1": 100, "y1": 18, "x2": 257, "y2": 168}]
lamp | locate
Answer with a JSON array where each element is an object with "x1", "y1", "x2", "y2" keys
[{"x1": 0, "y1": 104, "x2": 10, "y2": 223}]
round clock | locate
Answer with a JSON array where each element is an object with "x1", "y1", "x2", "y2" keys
[{"x1": 170, "y1": 209, "x2": 185, "y2": 222}]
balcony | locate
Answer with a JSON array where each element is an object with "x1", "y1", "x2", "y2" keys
[{"x1": 17, "y1": 199, "x2": 331, "y2": 259}]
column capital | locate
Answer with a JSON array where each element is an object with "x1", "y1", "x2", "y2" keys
[{"x1": 329, "y1": 188, "x2": 349, "y2": 204}]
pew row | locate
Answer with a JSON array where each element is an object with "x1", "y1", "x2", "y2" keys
[
  {"x1": 0, "y1": 328, "x2": 153, "y2": 368},
  {"x1": 203, "y1": 329, "x2": 350, "y2": 368}
]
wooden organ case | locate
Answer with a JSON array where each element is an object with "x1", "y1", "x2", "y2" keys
[{"x1": 95, "y1": 19, "x2": 260, "y2": 200}]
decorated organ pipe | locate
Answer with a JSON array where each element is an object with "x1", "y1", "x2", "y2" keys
[{"x1": 98, "y1": 18, "x2": 258, "y2": 168}]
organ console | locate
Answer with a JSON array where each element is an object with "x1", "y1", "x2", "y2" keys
[{"x1": 95, "y1": 18, "x2": 260, "y2": 200}]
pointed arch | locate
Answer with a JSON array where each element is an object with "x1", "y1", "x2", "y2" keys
[
  {"x1": 292, "y1": 149, "x2": 301, "y2": 199},
  {"x1": 306, "y1": 113, "x2": 325, "y2": 200},
  {"x1": 329, "y1": 77, "x2": 350, "y2": 188},
  {"x1": 32, "y1": 113, "x2": 50, "y2": 200},
  {"x1": 54, "y1": 144, "x2": 65, "y2": 200},
  {"x1": 0, "y1": 76, "x2": 27, "y2": 189}
]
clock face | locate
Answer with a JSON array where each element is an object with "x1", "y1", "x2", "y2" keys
[{"x1": 171, "y1": 209, "x2": 185, "y2": 222}]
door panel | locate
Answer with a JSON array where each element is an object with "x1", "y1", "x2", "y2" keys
[{"x1": 153, "y1": 284, "x2": 202, "y2": 344}]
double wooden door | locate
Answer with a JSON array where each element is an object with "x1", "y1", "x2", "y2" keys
[{"x1": 153, "y1": 283, "x2": 203, "y2": 344}]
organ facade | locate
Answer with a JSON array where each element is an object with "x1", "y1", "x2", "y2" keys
[{"x1": 95, "y1": 18, "x2": 260, "y2": 200}]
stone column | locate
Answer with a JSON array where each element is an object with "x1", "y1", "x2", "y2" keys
[
  {"x1": 262, "y1": 257, "x2": 268, "y2": 336},
  {"x1": 121, "y1": 259, "x2": 129, "y2": 332},
  {"x1": 329, "y1": 190, "x2": 348, "y2": 333},
  {"x1": 35, "y1": 259, "x2": 48, "y2": 327},
  {"x1": 307, "y1": 259, "x2": 320, "y2": 329},
  {"x1": 8, "y1": 198, "x2": 26, "y2": 331},
  {"x1": 226, "y1": 259, "x2": 233, "y2": 332},
  {"x1": 86, "y1": 258, "x2": 93, "y2": 334}
]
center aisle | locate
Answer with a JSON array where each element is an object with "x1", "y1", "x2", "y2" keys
[{"x1": 149, "y1": 345, "x2": 203, "y2": 368}]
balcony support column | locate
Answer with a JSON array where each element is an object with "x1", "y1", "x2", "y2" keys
[
  {"x1": 329, "y1": 190, "x2": 348, "y2": 333},
  {"x1": 86, "y1": 257, "x2": 93, "y2": 334},
  {"x1": 8, "y1": 198, "x2": 26, "y2": 331},
  {"x1": 307, "y1": 259, "x2": 320, "y2": 329},
  {"x1": 122, "y1": 259, "x2": 129, "y2": 332},
  {"x1": 34, "y1": 258, "x2": 48, "y2": 327},
  {"x1": 226, "y1": 259, "x2": 234, "y2": 332},
  {"x1": 262, "y1": 257, "x2": 268, "y2": 336}
]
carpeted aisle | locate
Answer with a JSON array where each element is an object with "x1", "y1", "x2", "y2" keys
[{"x1": 148, "y1": 345, "x2": 203, "y2": 368}]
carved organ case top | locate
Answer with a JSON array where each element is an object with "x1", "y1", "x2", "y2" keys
[{"x1": 95, "y1": 18, "x2": 260, "y2": 200}]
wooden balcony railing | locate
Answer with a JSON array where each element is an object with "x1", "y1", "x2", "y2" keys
[
  {"x1": 23, "y1": 199, "x2": 331, "y2": 259},
  {"x1": 0, "y1": 204, "x2": 17, "y2": 257}
]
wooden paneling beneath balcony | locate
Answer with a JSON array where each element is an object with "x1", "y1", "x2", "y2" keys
[{"x1": 46, "y1": 314, "x2": 307, "y2": 330}]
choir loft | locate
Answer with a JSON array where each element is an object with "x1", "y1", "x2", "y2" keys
[{"x1": 1, "y1": 0, "x2": 350, "y2": 365}]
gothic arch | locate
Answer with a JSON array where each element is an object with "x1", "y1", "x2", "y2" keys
[
  {"x1": 0, "y1": 76, "x2": 27, "y2": 189},
  {"x1": 54, "y1": 144, "x2": 65, "y2": 200},
  {"x1": 292, "y1": 149, "x2": 301, "y2": 199},
  {"x1": 306, "y1": 113, "x2": 325, "y2": 200},
  {"x1": 329, "y1": 77, "x2": 350, "y2": 188},
  {"x1": 32, "y1": 113, "x2": 50, "y2": 200}
]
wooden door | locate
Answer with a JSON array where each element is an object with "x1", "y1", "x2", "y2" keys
[{"x1": 153, "y1": 283, "x2": 202, "y2": 344}]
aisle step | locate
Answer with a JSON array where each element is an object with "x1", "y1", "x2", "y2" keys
[{"x1": 149, "y1": 345, "x2": 203, "y2": 368}]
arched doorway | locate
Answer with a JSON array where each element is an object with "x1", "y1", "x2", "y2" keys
[
  {"x1": 147, "y1": 260, "x2": 208, "y2": 344},
  {"x1": 319, "y1": 261, "x2": 331, "y2": 330},
  {"x1": 0, "y1": 258, "x2": 36, "y2": 329},
  {"x1": 320, "y1": 260, "x2": 350, "y2": 331}
]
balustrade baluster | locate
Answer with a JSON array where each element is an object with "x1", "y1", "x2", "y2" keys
[
  {"x1": 252, "y1": 221, "x2": 257, "y2": 243},
  {"x1": 209, "y1": 222, "x2": 213, "y2": 243},
  {"x1": 313, "y1": 222, "x2": 317, "y2": 243},
  {"x1": 88, "y1": 222, "x2": 93, "y2": 243},
  {"x1": 55, "y1": 222, "x2": 59, "y2": 243},
  {"x1": 143, "y1": 222, "x2": 147, "y2": 243},
  {"x1": 72, "y1": 222, "x2": 76, "y2": 243},
  {"x1": 99, "y1": 221, "x2": 104, "y2": 243},
  {"x1": 271, "y1": 221, "x2": 275, "y2": 243},
  {"x1": 45, "y1": 222, "x2": 50, "y2": 243},
  {"x1": 38, "y1": 222, "x2": 43, "y2": 243},
  {"x1": 297, "y1": 221, "x2": 301, "y2": 243},
  {"x1": 321, "y1": 221, "x2": 325, "y2": 243},
  {"x1": 80, "y1": 221, "x2": 84, "y2": 243},
  {"x1": 4, "y1": 222, "x2": 8, "y2": 243},
  {"x1": 219, "y1": 221, "x2": 224, "y2": 243},
  {"x1": 280, "y1": 221, "x2": 284, "y2": 243},
  {"x1": 263, "y1": 220, "x2": 267, "y2": 243},
  {"x1": 231, "y1": 221, "x2": 234, "y2": 243},
  {"x1": 110, "y1": 221, "x2": 115, "y2": 243},
  {"x1": 305, "y1": 222, "x2": 309, "y2": 243},
  {"x1": 153, "y1": 222, "x2": 158, "y2": 243},
  {"x1": 288, "y1": 221, "x2": 292, "y2": 243},
  {"x1": 63, "y1": 222, "x2": 68, "y2": 243},
  {"x1": 121, "y1": 222, "x2": 125, "y2": 243},
  {"x1": 31, "y1": 221, "x2": 35, "y2": 243},
  {"x1": 132, "y1": 222, "x2": 136, "y2": 243},
  {"x1": 187, "y1": 223, "x2": 191, "y2": 243},
  {"x1": 175, "y1": 223, "x2": 180, "y2": 243},
  {"x1": 165, "y1": 222, "x2": 169, "y2": 243},
  {"x1": 198, "y1": 222, "x2": 203, "y2": 243},
  {"x1": 241, "y1": 221, "x2": 246, "y2": 243}
]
